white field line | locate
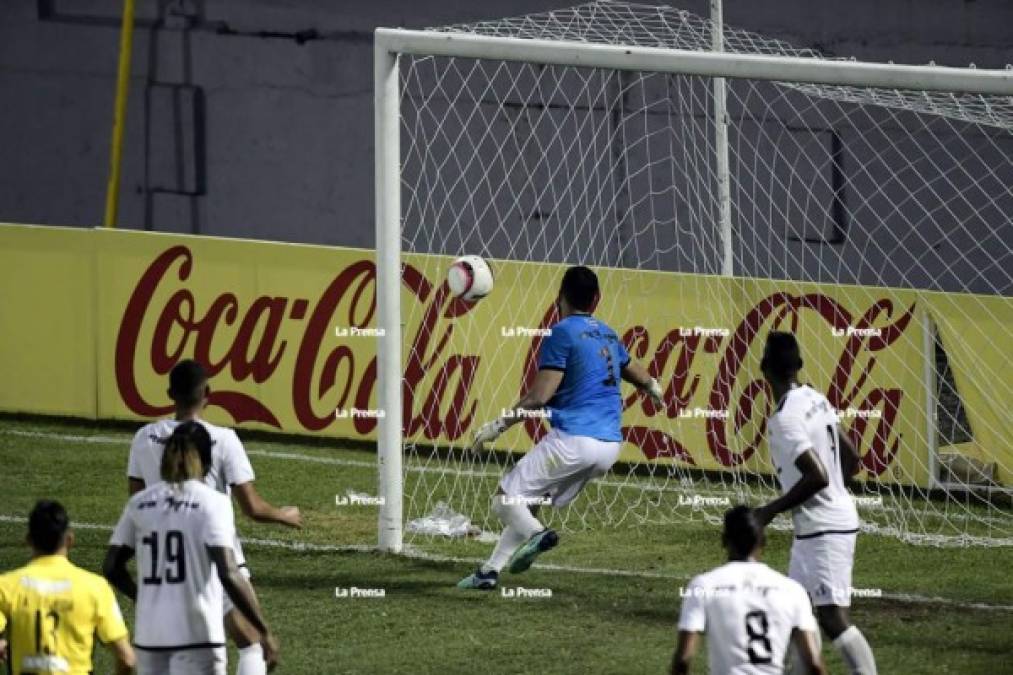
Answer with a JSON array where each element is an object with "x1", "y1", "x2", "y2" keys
[
  {"x1": 3, "y1": 429, "x2": 1010, "y2": 532},
  {"x1": 0, "y1": 428, "x2": 730, "y2": 489},
  {"x1": 0, "y1": 514, "x2": 1009, "y2": 613}
]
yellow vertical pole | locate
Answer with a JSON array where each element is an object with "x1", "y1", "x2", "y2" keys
[{"x1": 103, "y1": 0, "x2": 137, "y2": 228}]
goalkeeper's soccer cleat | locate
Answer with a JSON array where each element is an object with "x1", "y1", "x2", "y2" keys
[
  {"x1": 456, "y1": 568, "x2": 499, "y2": 590},
  {"x1": 507, "y1": 528, "x2": 559, "y2": 574}
]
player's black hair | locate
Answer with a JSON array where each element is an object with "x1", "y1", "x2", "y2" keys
[
  {"x1": 760, "y1": 331, "x2": 803, "y2": 382},
  {"x1": 28, "y1": 499, "x2": 70, "y2": 554},
  {"x1": 559, "y1": 266, "x2": 599, "y2": 312},
  {"x1": 722, "y1": 505, "x2": 765, "y2": 559},
  {"x1": 168, "y1": 359, "x2": 208, "y2": 408},
  {"x1": 160, "y1": 420, "x2": 215, "y2": 483}
]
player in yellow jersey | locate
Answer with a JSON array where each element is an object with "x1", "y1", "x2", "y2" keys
[{"x1": 0, "y1": 500, "x2": 135, "y2": 675}]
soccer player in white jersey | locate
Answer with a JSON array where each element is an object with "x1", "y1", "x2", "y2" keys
[
  {"x1": 458, "y1": 266, "x2": 664, "y2": 589},
  {"x1": 105, "y1": 422, "x2": 279, "y2": 674},
  {"x1": 672, "y1": 505, "x2": 825, "y2": 675},
  {"x1": 127, "y1": 360, "x2": 300, "y2": 675},
  {"x1": 753, "y1": 332, "x2": 878, "y2": 675}
]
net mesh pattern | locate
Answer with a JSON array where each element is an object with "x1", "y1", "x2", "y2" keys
[{"x1": 390, "y1": 1, "x2": 1013, "y2": 551}]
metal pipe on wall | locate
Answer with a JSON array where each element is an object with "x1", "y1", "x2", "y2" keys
[{"x1": 103, "y1": 0, "x2": 137, "y2": 228}]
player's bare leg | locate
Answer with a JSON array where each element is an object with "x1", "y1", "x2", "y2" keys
[
  {"x1": 225, "y1": 597, "x2": 267, "y2": 675},
  {"x1": 815, "y1": 605, "x2": 877, "y2": 675}
]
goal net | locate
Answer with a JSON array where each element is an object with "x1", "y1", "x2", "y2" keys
[{"x1": 377, "y1": 0, "x2": 1013, "y2": 553}]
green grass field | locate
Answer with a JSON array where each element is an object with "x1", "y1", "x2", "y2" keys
[{"x1": 1, "y1": 417, "x2": 1010, "y2": 674}]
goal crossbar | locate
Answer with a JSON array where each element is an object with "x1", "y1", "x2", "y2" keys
[{"x1": 375, "y1": 28, "x2": 1013, "y2": 97}]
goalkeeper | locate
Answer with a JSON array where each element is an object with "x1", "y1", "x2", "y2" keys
[{"x1": 458, "y1": 265, "x2": 663, "y2": 590}]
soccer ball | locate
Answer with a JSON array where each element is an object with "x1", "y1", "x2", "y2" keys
[{"x1": 447, "y1": 255, "x2": 494, "y2": 302}]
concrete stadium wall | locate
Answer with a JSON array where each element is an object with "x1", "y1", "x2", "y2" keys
[{"x1": 1, "y1": 1, "x2": 1010, "y2": 286}]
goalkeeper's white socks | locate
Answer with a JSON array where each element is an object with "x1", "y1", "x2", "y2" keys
[
  {"x1": 237, "y1": 644, "x2": 266, "y2": 675},
  {"x1": 483, "y1": 525, "x2": 527, "y2": 573},
  {"x1": 492, "y1": 493, "x2": 544, "y2": 537},
  {"x1": 481, "y1": 494, "x2": 544, "y2": 573},
  {"x1": 833, "y1": 626, "x2": 877, "y2": 675}
]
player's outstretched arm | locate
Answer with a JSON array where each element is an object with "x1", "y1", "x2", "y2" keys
[
  {"x1": 670, "y1": 630, "x2": 700, "y2": 674},
  {"x1": 102, "y1": 546, "x2": 138, "y2": 602},
  {"x1": 755, "y1": 450, "x2": 830, "y2": 526},
  {"x1": 620, "y1": 361, "x2": 664, "y2": 406},
  {"x1": 232, "y1": 481, "x2": 303, "y2": 529},
  {"x1": 209, "y1": 545, "x2": 279, "y2": 671},
  {"x1": 790, "y1": 628, "x2": 827, "y2": 675},
  {"x1": 473, "y1": 369, "x2": 564, "y2": 447},
  {"x1": 109, "y1": 637, "x2": 136, "y2": 675}
]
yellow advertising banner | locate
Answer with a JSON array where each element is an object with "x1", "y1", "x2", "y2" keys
[
  {"x1": 403, "y1": 253, "x2": 930, "y2": 486},
  {"x1": 1, "y1": 223, "x2": 1009, "y2": 489},
  {"x1": 924, "y1": 293, "x2": 1013, "y2": 485},
  {"x1": 0, "y1": 226, "x2": 97, "y2": 417}
]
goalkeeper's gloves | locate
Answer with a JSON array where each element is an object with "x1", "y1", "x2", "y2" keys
[
  {"x1": 473, "y1": 418, "x2": 508, "y2": 447},
  {"x1": 644, "y1": 377, "x2": 664, "y2": 407}
]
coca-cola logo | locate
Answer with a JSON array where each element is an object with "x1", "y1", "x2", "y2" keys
[
  {"x1": 115, "y1": 246, "x2": 484, "y2": 439},
  {"x1": 116, "y1": 246, "x2": 915, "y2": 475}
]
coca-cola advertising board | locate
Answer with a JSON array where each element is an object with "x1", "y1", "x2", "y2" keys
[{"x1": 2, "y1": 223, "x2": 1008, "y2": 488}]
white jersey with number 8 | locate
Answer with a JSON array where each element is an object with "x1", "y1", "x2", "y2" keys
[
  {"x1": 767, "y1": 384, "x2": 859, "y2": 537},
  {"x1": 110, "y1": 480, "x2": 236, "y2": 650},
  {"x1": 678, "y1": 560, "x2": 818, "y2": 674}
]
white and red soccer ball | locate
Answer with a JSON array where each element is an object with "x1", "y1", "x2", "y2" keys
[{"x1": 447, "y1": 255, "x2": 494, "y2": 303}]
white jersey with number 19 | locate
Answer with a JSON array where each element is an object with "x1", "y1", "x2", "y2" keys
[
  {"x1": 767, "y1": 384, "x2": 859, "y2": 537},
  {"x1": 679, "y1": 560, "x2": 818, "y2": 674},
  {"x1": 110, "y1": 480, "x2": 236, "y2": 650}
]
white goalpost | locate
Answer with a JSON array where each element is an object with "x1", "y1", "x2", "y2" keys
[{"x1": 374, "y1": 1, "x2": 1013, "y2": 555}]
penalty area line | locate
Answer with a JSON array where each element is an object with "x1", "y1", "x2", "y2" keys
[{"x1": 0, "y1": 515, "x2": 1009, "y2": 612}]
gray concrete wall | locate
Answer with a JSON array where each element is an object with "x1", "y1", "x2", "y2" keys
[{"x1": 1, "y1": 0, "x2": 1010, "y2": 283}]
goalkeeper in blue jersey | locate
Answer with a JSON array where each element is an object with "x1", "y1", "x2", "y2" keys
[{"x1": 458, "y1": 266, "x2": 663, "y2": 589}]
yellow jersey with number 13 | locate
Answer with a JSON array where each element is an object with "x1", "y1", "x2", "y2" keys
[{"x1": 0, "y1": 555, "x2": 128, "y2": 675}]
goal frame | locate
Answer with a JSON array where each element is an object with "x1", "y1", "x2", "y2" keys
[{"x1": 373, "y1": 26, "x2": 1013, "y2": 553}]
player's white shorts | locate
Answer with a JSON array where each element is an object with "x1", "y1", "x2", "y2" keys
[
  {"x1": 136, "y1": 646, "x2": 226, "y2": 675},
  {"x1": 789, "y1": 531, "x2": 856, "y2": 607},
  {"x1": 222, "y1": 564, "x2": 253, "y2": 616},
  {"x1": 499, "y1": 428, "x2": 621, "y2": 508}
]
